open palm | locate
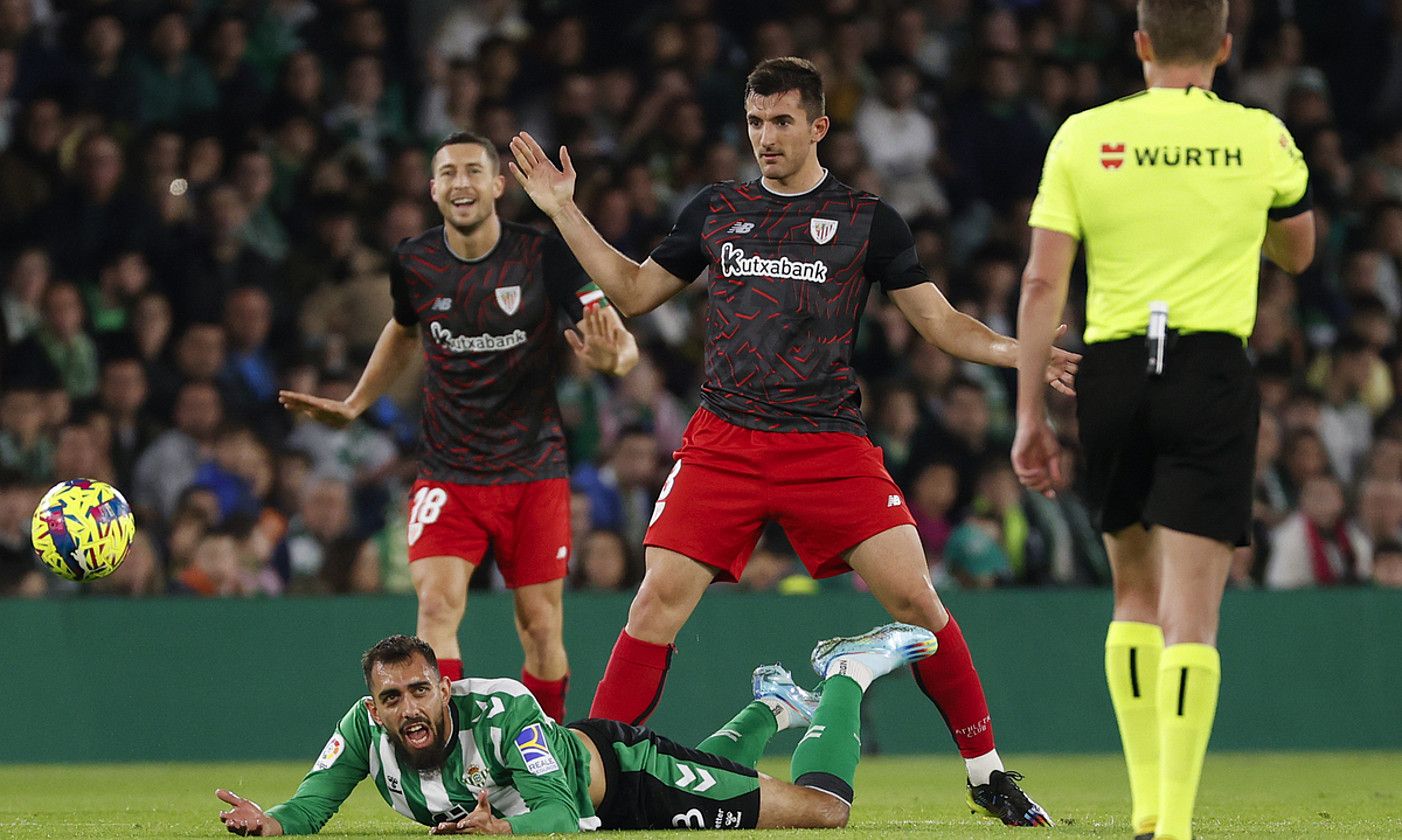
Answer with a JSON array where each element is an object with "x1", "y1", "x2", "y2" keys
[{"x1": 508, "y1": 131, "x2": 576, "y2": 218}]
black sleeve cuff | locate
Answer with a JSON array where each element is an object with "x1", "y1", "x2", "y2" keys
[{"x1": 1269, "y1": 180, "x2": 1313, "y2": 221}]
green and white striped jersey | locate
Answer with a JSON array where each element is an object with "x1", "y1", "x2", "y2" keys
[{"x1": 267, "y1": 678, "x2": 600, "y2": 835}]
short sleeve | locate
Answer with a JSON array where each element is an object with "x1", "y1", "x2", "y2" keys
[
  {"x1": 389, "y1": 252, "x2": 418, "y2": 326},
  {"x1": 865, "y1": 201, "x2": 929, "y2": 292},
  {"x1": 541, "y1": 234, "x2": 597, "y2": 322},
  {"x1": 648, "y1": 186, "x2": 713, "y2": 283},
  {"x1": 1265, "y1": 115, "x2": 1312, "y2": 220},
  {"x1": 1028, "y1": 119, "x2": 1082, "y2": 240}
]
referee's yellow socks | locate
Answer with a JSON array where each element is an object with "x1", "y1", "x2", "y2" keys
[
  {"x1": 1155, "y1": 643, "x2": 1220, "y2": 840},
  {"x1": 1105, "y1": 621, "x2": 1163, "y2": 835}
]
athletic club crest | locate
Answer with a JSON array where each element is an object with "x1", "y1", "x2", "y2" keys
[
  {"x1": 495, "y1": 285, "x2": 521, "y2": 315},
  {"x1": 809, "y1": 217, "x2": 838, "y2": 245}
]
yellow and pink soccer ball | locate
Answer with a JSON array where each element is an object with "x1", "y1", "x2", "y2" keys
[{"x1": 31, "y1": 478, "x2": 136, "y2": 582}]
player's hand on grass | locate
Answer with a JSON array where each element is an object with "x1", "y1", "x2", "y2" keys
[
  {"x1": 566, "y1": 303, "x2": 637, "y2": 376},
  {"x1": 431, "y1": 791, "x2": 512, "y2": 835},
  {"x1": 507, "y1": 131, "x2": 575, "y2": 219},
  {"x1": 277, "y1": 390, "x2": 358, "y2": 428},
  {"x1": 1011, "y1": 418, "x2": 1064, "y2": 499},
  {"x1": 1045, "y1": 324, "x2": 1082, "y2": 397},
  {"x1": 217, "y1": 789, "x2": 283, "y2": 836}
]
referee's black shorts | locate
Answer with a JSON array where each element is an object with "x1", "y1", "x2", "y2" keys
[{"x1": 1076, "y1": 332, "x2": 1258, "y2": 546}]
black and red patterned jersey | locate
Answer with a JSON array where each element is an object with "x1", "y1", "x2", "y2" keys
[
  {"x1": 390, "y1": 222, "x2": 592, "y2": 484},
  {"x1": 649, "y1": 172, "x2": 929, "y2": 435}
]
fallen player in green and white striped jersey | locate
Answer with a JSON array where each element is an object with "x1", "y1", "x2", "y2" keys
[{"x1": 216, "y1": 626, "x2": 937, "y2": 835}]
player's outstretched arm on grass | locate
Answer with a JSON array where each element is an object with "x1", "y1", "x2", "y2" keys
[
  {"x1": 508, "y1": 131, "x2": 687, "y2": 317},
  {"x1": 566, "y1": 303, "x2": 639, "y2": 377},
  {"x1": 217, "y1": 789, "x2": 284, "y2": 836},
  {"x1": 888, "y1": 282, "x2": 1080, "y2": 396},
  {"x1": 278, "y1": 319, "x2": 418, "y2": 427}
]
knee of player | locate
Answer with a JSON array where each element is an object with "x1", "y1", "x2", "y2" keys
[
  {"x1": 885, "y1": 586, "x2": 943, "y2": 628},
  {"x1": 417, "y1": 589, "x2": 465, "y2": 623}
]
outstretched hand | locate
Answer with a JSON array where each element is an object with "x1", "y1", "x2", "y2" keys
[
  {"x1": 431, "y1": 791, "x2": 513, "y2": 835},
  {"x1": 278, "y1": 390, "x2": 358, "y2": 428},
  {"x1": 508, "y1": 132, "x2": 576, "y2": 219},
  {"x1": 217, "y1": 789, "x2": 283, "y2": 836},
  {"x1": 566, "y1": 303, "x2": 635, "y2": 375},
  {"x1": 1045, "y1": 324, "x2": 1081, "y2": 397}
]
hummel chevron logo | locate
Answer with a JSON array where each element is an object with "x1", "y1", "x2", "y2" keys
[
  {"x1": 799, "y1": 725, "x2": 826, "y2": 744},
  {"x1": 676, "y1": 764, "x2": 717, "y2": 792}
]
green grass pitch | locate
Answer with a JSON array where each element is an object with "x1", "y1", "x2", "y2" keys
[{"x1": 3, "y1": 752, "x2": 1399, "y2": 839}]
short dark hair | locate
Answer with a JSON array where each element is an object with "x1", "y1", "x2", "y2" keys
[
  {"x1": 434, "y1": 131, "x2": 499, "y2": 172},
  {"x1": 1138, "y1": 0, "x2": 1227, "y2": 64},
  {"x1": 745, "y1": 57, "x2": 825, "y2": 122},
  {"x1": 361, "y1": 635, "x2": 439, "y2": 687}
]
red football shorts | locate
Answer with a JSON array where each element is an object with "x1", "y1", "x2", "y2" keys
[
  {"x1": 644, "y1": 409, "x2": 915, "y2": 582},
  {"x1": 405, "y1": 478, "x2": 570, "y2": 588}
]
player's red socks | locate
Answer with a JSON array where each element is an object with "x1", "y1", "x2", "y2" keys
[
  {"x1": 588, "y1": 629, "x2": 676, "y2": 724},
  {"x1": 911, "y1": 614, "x2": 997, "y2": 758},
  {"x1": 521, "y1": 670, "x2": 569, "y2": 721},
  {"x1": 439, "y1": 658, "x2": 463, "y2": 681}
]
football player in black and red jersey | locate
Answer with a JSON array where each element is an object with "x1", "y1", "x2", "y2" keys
[
  {"x1": 280, "y1": 132, "x2": 637, "y2": 722},
  {"x1": 510, "y1": 59, "x2": 1073, "y2": 825}
]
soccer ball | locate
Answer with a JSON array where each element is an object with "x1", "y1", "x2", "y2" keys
[{"x1": 31, "y1": 478, "x2": 136, "y2": 582}]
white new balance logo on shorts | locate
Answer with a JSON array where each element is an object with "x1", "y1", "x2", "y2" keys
[{"x1": 887, "y1": 495, "x2": 902, "y2": 507}]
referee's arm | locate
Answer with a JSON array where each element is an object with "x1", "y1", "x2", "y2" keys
[
  {"x1": 1012, "y1": 228, "x2": 1079, "y2": 496},
  {"x1": 1263, "y1": 212, "x2": 1315, "y2": 275}
]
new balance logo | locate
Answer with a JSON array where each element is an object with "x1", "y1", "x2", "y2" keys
[
  {"x1": 726, "y1": 220, "x2": 755, "y2": 234},
  {"x1": 431, "y1": 297, "x2": 452, "y2": 311},
  {"x1": 887, "y1": 495, "x2": 902, "y2": 507},
  {"x1": 556, "y1": 546, "x2": 567, "y2": 560}
]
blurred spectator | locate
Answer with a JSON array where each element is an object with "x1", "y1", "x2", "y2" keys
[
  {"x1": 51, "y1": 422, "x2": 113, "y2": 485},
  {"x1": 854, "y1": 59, "x2": 944, "y2": 218},
  {"x1": 1373, "y1": 539, "x2": 1402, "y2": 588},
  {"x1": 275, "y1": 475, "x2": 364, "y2": 591},
  {"x1": 908, "y1": 460, "x2": 959, "y2": 566},
  {"x1": 45, "y1": 131, "x2": 154, "y2": 284},
  {"x1": 910, "y1": 376, "x2": 997, "y2": 513},
  {"x1": 0, "y1": 469, "x2": 45, "y2": 596},
  {"x1": 970, "y1": 459, "x2": 1048, "y2": 585},
  {"x1": 324, "y1": 53, "x2": 406, "y2": 177},
  {"x1": 1025, "y1": 437, "x2": 1110, "y2": 585},
  {"x1": 232, "y1": 148, "x2": 289, "y2": 263},
  {"x1": 1, "y1": 246, "x2": 49, "y2": 346},
  {"x1": 206, "y1": 13, "x2": 267, "y2": 136},
  {"x1": 98, "y1": 356, "x2": 156, "y2": 490},
  {"x1": 943, "y1": 511, "x2": 1009, "y2": 590},
  {"x1": 869, "y1": 380, "x2": 921, "y2": 482},
  {"x1": 1266, "y1": 475, "x2": 1372, "y2": 589},
  {"x1": 0, "y1": 98, "x2": 62, "y2": 247},
  {"x1": 71, "y1": 11, "x2": 139, "y2": 127},
  {"x1": 574, "y1": 424, "x2": 661, "y2": 550},
  {"x1": 132, "y1": 380, "x2": 223, "y2": 522},
  {"x1": 86, "y1": 251, "x2": 150, "y2": 337},
  {"x1": 570, "y1": 528, "x2": 637, "y2": 592},
  {"x1": 171, "y1": 527, "x2": 244, "y2": 596},
  {"x1": 281, "y1": 194, "x2": 382, "y2": 304},
  {"x1": 134, "y1": 8, "x2": 218, "y2": 128},
  {"x1": 8, "y1": 281, "x2": 99, "y2": 401},
  {"x1": 599, "y1": 354, "x2": 687, "y2": 456}
]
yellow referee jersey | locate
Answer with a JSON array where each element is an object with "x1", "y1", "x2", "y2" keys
[{"x1": 1028, "y1": 86, "x2": 1311, "y2": 344}]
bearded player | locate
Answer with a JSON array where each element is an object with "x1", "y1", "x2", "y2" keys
[
  {"x1": 216, "y1": 626, "x2": 936, "y2": 835},
  {"x1": 280, "y1": 132, "x2": 637, "y2": 722},
  {"x1": 509, "y1": 59, "x2": 1073, "y2": 825}
]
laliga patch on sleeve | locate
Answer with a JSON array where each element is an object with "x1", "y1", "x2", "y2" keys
[
  {"x1": 513, "y1": 723, "x2": 560, "y2": 775},
  {"x1": 313, "y1": 733, "x2": 345, "y2": 771}
]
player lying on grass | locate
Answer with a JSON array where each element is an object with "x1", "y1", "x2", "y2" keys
[{"x1": 216, "y1": 626, "x2": 938, "y2": 835}]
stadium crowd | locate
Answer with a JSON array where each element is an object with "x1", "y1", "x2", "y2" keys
[{"x1": 2, "y1": 0, "x2": 1401, "y2": 598}]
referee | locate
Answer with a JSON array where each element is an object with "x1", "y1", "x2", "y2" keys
[{"x1": 1012, "y1": 2, "x2": 1313, "y2": 840}]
